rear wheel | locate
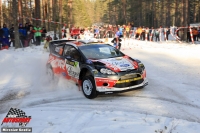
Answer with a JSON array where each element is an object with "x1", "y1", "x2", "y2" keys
[{"x1": 82, "y1": 76, "x2": 98, "y2": 99}]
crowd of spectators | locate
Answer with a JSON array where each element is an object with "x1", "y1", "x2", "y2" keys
[
  {"x1": 67, "y1": 24, "x2": 200, "y2": 42},
  {"x1": 0, "y1": 22, "x2": 47, "y2": 50}
]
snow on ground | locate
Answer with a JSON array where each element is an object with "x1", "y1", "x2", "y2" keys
[{"x1": 0, "y1": 39, "x2": 200, "y2": 133}]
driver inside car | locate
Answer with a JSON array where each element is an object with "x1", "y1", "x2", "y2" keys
[{"x1": 71, "y1": 50, "x2": 80, "y2": 61}]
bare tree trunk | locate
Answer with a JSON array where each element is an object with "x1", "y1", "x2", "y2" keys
[
  {"x1": 12, "y1": 0, "x2": 20, "y2": 49},
  {"x1": 122, "y1": 0, "x2": 127, "y2": 24},
  {"x1": 24, "y1": 0, "x2": 28, "y2": 22},
  {"x1": 175, "y1": 0, "x2": 178, "y2": 26},
  {"x1": 139, "y1": 0, "x2": 142, "y2": 26},
  {"x1": 193, "y1": 1, "x2": 196, "y2": 23},
  {"x1": 18, "y1": 0, "x2": 23, "y2": 24},
  {"x1": 52, "y1": 0, "x2": 56, "y2": 39},
  {"x1": 35, "y1": 0, "x2": 41, "y2": 25},
  {"x1": 183, "y1": 0, "x2": 189, "y2": 41},
  {"x1": 0, "y1": 0, "x2": 2, "y2": 27},
  {"x1": 43, "y1": 0, "x2": 47, "y2": 27},
  {"x1": 59, "y1": 0, "x2": 63, "y2": 39},
  {"x1": 166, "y1": 1, "x2": 171, "y2": 27},
  {"x1": 199, "y1": 0, "x2": 200, "y2": 22},
  {"x1": 47, "y1": 0, "x2": 51, "y2": 31},
  {"x1": 68, "y1": 0, "x2": 73, "y2": 28}
]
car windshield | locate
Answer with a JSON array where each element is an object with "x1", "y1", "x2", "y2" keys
[{"x1": 79, "y1": 44, "x2": 125, "y2": 60}]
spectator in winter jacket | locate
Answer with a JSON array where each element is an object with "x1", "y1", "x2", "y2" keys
[
  {"x1": 192, "y1": 28, "x2": 199, "y2": 41},
  {"x1": 1, "y1": 24, "x2": 10, "y2": 47},
  {"x1": 111, "y1": 35, "x2": 122, "y2": 50},
  {"x1": 141, "y1": 26, "x2": 145, "y2": 40},
  {"x1": 0, "y1": 26, "x2": 4, "y2": 44},
  {"x1": 41, "y1": 27, "x2": 47, "y2": 41},
  {"x1": 149, "y1": 27, "x2": 154, "y2": 41},
  {"x1": 155, "y1": 29, "x2": 160, "y2": 42},
  {"x1": 9, "y1": 24, "x2": 15, "y2": 47},
  {"x1": 26, "y1": 26, "x2": 34, "y2": 46},
  {"x1": 44, "y1": 35, "x2": 52, "y2": 50},
  {"x1": 2, "y1": 24, "x2": 9, "y2": 38},
  {"x1": 18, "y1": 24, "x2": 27, "y2": 47},
  {"x1": 33, "y1": 24, "x2": 42, "y2": 46}
]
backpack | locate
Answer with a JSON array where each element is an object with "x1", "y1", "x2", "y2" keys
[{"x1": 155, "y1": 31, "x2": 159, "y2": 36}]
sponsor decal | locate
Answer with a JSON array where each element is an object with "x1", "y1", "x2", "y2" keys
[
  {"x1": 86, "y1": 59, "x2": 93, "y2": 64},
  {"x1": 48, "y1": 55, "x2": 65, "y2": 70},
  {"x1": 61, "y1": 72, "x2": 67, "y2": 76},
  {"x1": 120, "y1": 64, "x2": 130, "y2": 67},
  {"x1": 66, "y1": 60, "x2": 74, "y2": 66},
  {"x1": 95, "y1": 78, "x2": 118, "y2": 87},
  {"x1": 100, "y1": 58, "x2": 134, "y2": 71},
  {"x1": 67, "y1": 66, "x2": 80, "y2": 78},
  {"x1": 57, "y1": 60, "x2": 65, "y2": 70},
  {"x1": 1, "y1": 108, "x2": 32, "y2": 132},
  {"x1": 74, "y1": 61, "x2": 79, "y2": 67}
]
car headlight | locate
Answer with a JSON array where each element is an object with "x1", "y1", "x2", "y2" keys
[{"x1": 100, "y1": 68, "x2": 116, "y2": 75}]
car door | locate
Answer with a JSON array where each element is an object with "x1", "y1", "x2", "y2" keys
[{"x1": 63, "y1": 45, "x2": 82, "y2": 81}]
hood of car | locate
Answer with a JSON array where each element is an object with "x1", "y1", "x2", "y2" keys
[{"x1": 97, "y1": 57, "x2": 136, "y2": 72}]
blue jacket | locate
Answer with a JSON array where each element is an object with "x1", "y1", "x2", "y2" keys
[
  {"x1": 119, "y1": 27, "x2": 123, "y2": 35},
  {"x1": 2, "y1": 27, "x2": 9, "y2": 38},
  {"x1": 19, "y1": 28, "x2": 27, "y2": 37}
]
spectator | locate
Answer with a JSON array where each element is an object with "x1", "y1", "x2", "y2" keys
[
  {"x1": 41, "y1": 27, "x2": 47, "y2": 42},
  {"x1": 24, "y1": 23, "x2": 29, "y2": 33},
  {"x1": 192, "y1": 28, "x2": 199, "y2": 41},
  {"x1": 84, "y1": 27, "x2": 91, "y2": 40},
  {"x1": 44, "y1": 35, "x2": 52, "y2": 50},
  {"x1": 9, "y1": 24, "x2": 15, "y2": 47},
  {"x1": 26, "y1": 26, "x2": 34, "y2": 46},
  {"x1": 119, "y1": 26, "x2": 123, "y2": 38},
  {"x1": 167, "y1": 28, "x2": 170, "y2": 40},
  {"x1": 187, "y1": 28, "x2": 191, "y2": 42},
  {"x1": 18, "y1": 24, "x2": 27, "y2": 47},
  {"x1": 145, "y1": 27, "x2": 150, "y2": 41},
  {"x1": 1, "y1": 24, "x2": 10, "y2": 47},
  {"x1": 149, "y1": 27, "x2": 154, "y2": 41},
  {"x1": 0, "y1": 26, "x2": 4, "y2": 49},
  {"x1": 99, "y1": 27, "x2": 105, "y2": 39},
  {"x1": 155, "y1": 29, "x2": 160, "y2": 42},
  {"x1": 33, "y1": 24, "x2": 42, "y2": 46},
  {"x1": 111, "y1": 35, "x2": 122, "y2": 50},
  {"x1": 141, "y1": 26, "x2": 145, "y2": 40}
]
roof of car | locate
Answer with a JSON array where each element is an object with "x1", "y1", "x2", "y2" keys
[{"x1": 77, "y1": 39, "x2": 104, "y2": 44}]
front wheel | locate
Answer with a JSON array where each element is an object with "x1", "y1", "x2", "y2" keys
[{"x1": 82, "y1": 76, "x2": 98, "y2": 99}]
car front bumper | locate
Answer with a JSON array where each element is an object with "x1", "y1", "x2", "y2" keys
[{"x1": 96, "y1": 78, "x2": 148, "y2": 93}]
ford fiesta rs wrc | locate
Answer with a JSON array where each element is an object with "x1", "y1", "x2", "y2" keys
[{"x1": 46, "y1": 40, "x2": 148, "y2": 99}]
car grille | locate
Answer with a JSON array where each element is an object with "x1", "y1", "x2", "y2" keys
[
  {"x1": 114, "y1": 79, "x2": 144, "y2": 88},
  {"x1": 120, "y1": 73, "x2": 141, "y2": 80}
]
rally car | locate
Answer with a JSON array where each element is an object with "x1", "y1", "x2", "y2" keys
[{"x1": 46, "y1": 40, "x2": 148, "y2": 99}]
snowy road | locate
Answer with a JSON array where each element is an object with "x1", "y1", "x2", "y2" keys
[{"x1": 0, "y1": 40, "x2": 200, "y2": 132}]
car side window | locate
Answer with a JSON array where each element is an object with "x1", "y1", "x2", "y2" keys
[
  {"x1": 63, "y1": 45, "x2": 71, "y2": 56},
  {"x1": 55, "y1": 46, "x2": 64, "y2": 55},
  {"x1": 64, "y1": 45, "x2": 81, "y2": 62},
  {"x1": 69, "y1": 47, "x2": 81, "y2": 62}
]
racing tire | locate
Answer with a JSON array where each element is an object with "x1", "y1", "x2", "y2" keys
[{"x1": 82, "y1": 76, "x2": 98, "y2": 99}]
